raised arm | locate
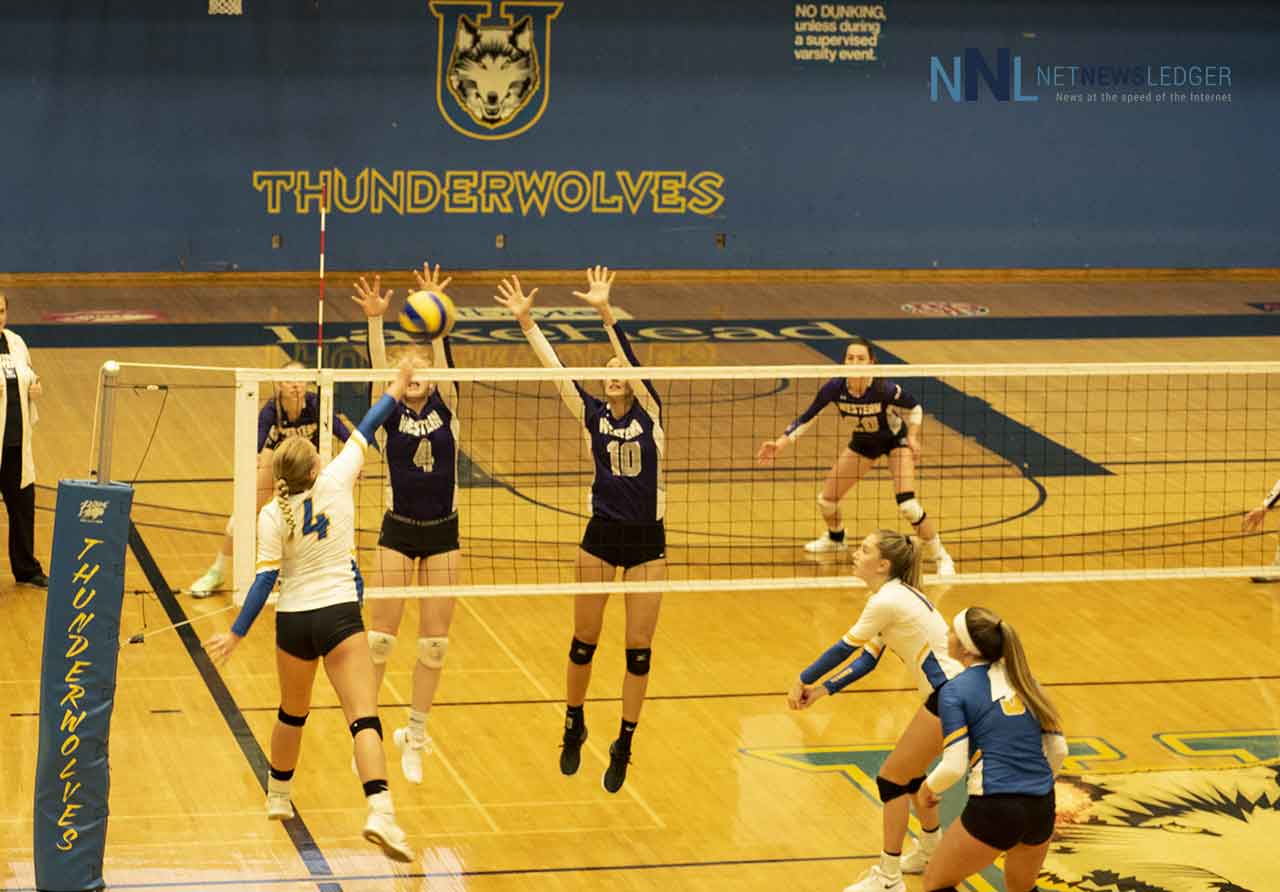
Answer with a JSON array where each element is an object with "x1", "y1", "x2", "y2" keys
[
  {"x1": 758, "y1": 378, "x2": 842, "y2": 465},
  {"x1": 573, "y1": 265, "x2": 661, "y2": 416},
  {"x1": 412, "y1": 260, "x2": 459, "y2": 411},
  {"x1": 352, "y1": 273, "x2": 393, "y2": 401},
  {"x1": 494, "y1": 275, "x2": 584, "y2": 417},
  {"x1": 326, "y1": 355, "x2": 415, "y2": 490}
]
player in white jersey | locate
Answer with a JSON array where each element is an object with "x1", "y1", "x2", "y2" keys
[
  {"x1": 789, "y1": 529, "x2": 964, "y2": 892},
  {"x1": 919, "y1": 607, "x2": 1066, "y2": 892},
  {"x1": 1243, "y1": 476, "x2": 1280, "y2": 583},
  {"x1": 352, "y1": 261, "x2": 463, "y2": 784},
  {"x1": 203, "y1": 357, "x2": 416, "y2": 863}
]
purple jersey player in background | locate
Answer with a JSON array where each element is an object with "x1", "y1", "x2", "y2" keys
[
  {"x1": 758, "y1": 337, "x2": 955, "y2": 575},
  {"x1": 190, "y1": 360, "x2": 354, "y2": 597},
  {"x1": 496, "y1": 265, "x2": 664, "y2": 796},
  {"x1": 352, "y1": 260, "x2": 463, "y2": 785}
]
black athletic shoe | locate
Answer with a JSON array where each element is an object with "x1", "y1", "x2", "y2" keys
[
  {"x1": 602, "y1": 740, "x2": 630, "y2": 794},
  {"x1": 559, "y1": 726, "x2": 587, "y2": 776},
  {"x1": 19, "y1": 573, "x2": 49, "y2": 589}
]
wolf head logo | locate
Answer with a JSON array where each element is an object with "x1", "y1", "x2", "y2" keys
[
  {"x1": 448, "y1": 15, "x2": 538, "y2": 127},
  {"x1": 1044, "y1": 766, "x2": 1280, "y2": 891},
  {"x1": 430, "y1": 2, "x2": 562, "y2": 141}
]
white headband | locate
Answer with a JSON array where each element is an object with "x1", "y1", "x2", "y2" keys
[{"x1": 953, "y1": 609, "x2": 982, "y2": 657}]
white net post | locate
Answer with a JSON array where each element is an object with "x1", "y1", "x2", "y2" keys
[{"x1": 232, "y1": 372, "x2": 262, "y2": 601}]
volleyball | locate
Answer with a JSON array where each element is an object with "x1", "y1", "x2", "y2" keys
[{"x1": 398, "y1": 289, "x2": 457, "y2": 341}]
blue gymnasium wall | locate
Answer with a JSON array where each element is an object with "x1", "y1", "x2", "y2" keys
[{"x1": 1, "y1": 1, "x2": 1277, "y2": 272}]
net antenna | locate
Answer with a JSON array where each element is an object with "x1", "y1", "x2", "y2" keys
[{"x1": 208, "y1": 0, "x2": 243, "y2": 14}]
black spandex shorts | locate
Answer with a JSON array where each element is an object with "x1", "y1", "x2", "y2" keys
[
  {"x1": 377, "y1": 510, "x2": 460, "y2": 561},
  {"x1": 276, "y1": 601, "x2": 365, "y2": 662},
  {"x1": 960, "y1": 791, "x2": 1056, "y2": 850},
  {"x1": 580, "y1": 517, "x2": 666, "y2": 570},
  {"x1": 849, "y1": 430, "x2": 910, "y2": 460}
]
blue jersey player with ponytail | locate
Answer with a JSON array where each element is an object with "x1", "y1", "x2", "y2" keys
[{"x1": 495, "y1": 265, "x2": 664, "y2": 796}]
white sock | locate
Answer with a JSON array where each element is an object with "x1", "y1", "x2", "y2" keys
[
  {"x1": 407, "y1": 709, "x2": 428, "y2": 744},
  {"x1": 212, "y1": 551, "x2": 229, "y2": 573},
  {"x1": 367, "y1": 789, "x2": 393, "y2": 815},
  {"x1": 919, "y1": 826, "x2": 941, "y2": 854},
  {"x1": 267, "y1": 776, "x2": 291, "y2": 798},
  {"x1": 878, "y1": 851, "x2": 901, "y2": 878}
]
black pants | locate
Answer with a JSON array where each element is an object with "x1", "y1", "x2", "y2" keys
[{"x1": 1, "y1": 444, "x2": 42, "y2": 581}]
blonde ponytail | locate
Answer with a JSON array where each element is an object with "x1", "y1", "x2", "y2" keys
[
  {"x1": 275, "y1": 477, "x2": 297, "y2": 540},
  {"x1": 962, "y1": 607, "x2": 1062, "y2": 733},
  {"x1": 271, "y1": 437, "x2": 316, "y2": 540},
  {"x1": 874, "y1": 529, "x2": 923, "y2": 589}
]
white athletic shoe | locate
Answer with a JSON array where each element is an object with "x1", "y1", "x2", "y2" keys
[
  {"x1": 803, "y1": 535, "x2": 848, "y2": 554},
  {"x1": 936, "y1": 553, "x2": 956, "y2": 576},
  {"x1": 393, "y1": 727, "x2": 432, "y2": 784},
  {"x1": 842, "y1": 866, "x2": 905, "y2": 892},
  {"x1": 189, "y1": 566, "x2": 224, "y2": 598},
  {"x1": 265, "y1": 792, "x2": 294, "y2": 821},
  {"x1": 899, "y1": 844, "x2": 930, "y2": 874},
  {"x1": 362, "y1": 810, "x2": 414, "y2": 863}
]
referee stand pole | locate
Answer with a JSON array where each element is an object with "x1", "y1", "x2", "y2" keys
[{"x1": 33, "y1": 361, "x2": 134, "y2": 891}]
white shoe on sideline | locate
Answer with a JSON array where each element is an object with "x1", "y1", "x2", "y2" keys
[
  {"x1": 363, "y1": 810, "x2": 414, "y2": 862},
  {"x1": 189, "y1": 566, "x2": 224, "y2": 598},
  {"x1": 843, "y1": 866, "x2": 905, "y2": 892},
  {"x1": 393, "y1": 727, "x2": 430, "y2": 784},
  {"x1": 266, "y1": 792, "x2": 294, "y2": 821},
  {"x1": 936, "y1": 553, "x2": 956, "y2": 576},
  {"x1": 803, "y1": 535, "x2": 847, "y2": 554},
  {"x1": 900, "y1": 844, "x2": 930, "y2": 874}
]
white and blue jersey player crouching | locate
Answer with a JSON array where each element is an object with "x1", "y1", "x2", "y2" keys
[{"x1": 789, "y1": 529, "x2": 964, "y2": 892}]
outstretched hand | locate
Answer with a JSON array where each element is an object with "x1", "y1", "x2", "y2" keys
[
  {"x1": 494, "y1": 276, "x2": 538, "y2": 320},
  {"x1": 413, "y1": 260, "x2": 452, "y2": 294},
  {"x1": 1243, "y1": 506, "x2": 1268, "y2": 533},
  {"x1": 571, "y1": 265, "x2": 615, "y2": 308},
  {"x1": 757, "y1": 437, "x2": 787, "y2": 465},
  {"x1": 203, "y1": 631, "x2": 241, "y2": 667},
  {"x1": 351, "y1": 275, "x2": 392, "y2": 318}
]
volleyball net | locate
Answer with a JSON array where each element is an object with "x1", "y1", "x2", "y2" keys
[{"x1": 95, "y1": 359, "x2": 1280, "y2": 599}]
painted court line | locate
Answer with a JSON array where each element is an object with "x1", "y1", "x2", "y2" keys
[{"x1": 457, "y1": 597, "x2": 668, "y2": 830}]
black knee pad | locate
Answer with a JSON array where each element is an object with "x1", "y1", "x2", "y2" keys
[
  {"x1": 905, "y1": 775, "x2": 926, "y2": 794},
  {"x1": 569, "y1": 637, "x2": 598, "y2": 666},
  {"x1": 277, "y1": 707, "x2": 308, "y2": 727},
  {"x1": 876, "y1": 775, "x2": 912, "y2": 803},
  {"x1": 349, "y1": 715, "x2": 383, "y2": 739},
  {"x1": 625, "y1": 647, "x2": 652, "y2": 676}
]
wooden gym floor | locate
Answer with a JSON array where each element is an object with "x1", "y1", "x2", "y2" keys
[{"x1": 1, "y1": 272, "x2": 1279, "y2": 891}]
